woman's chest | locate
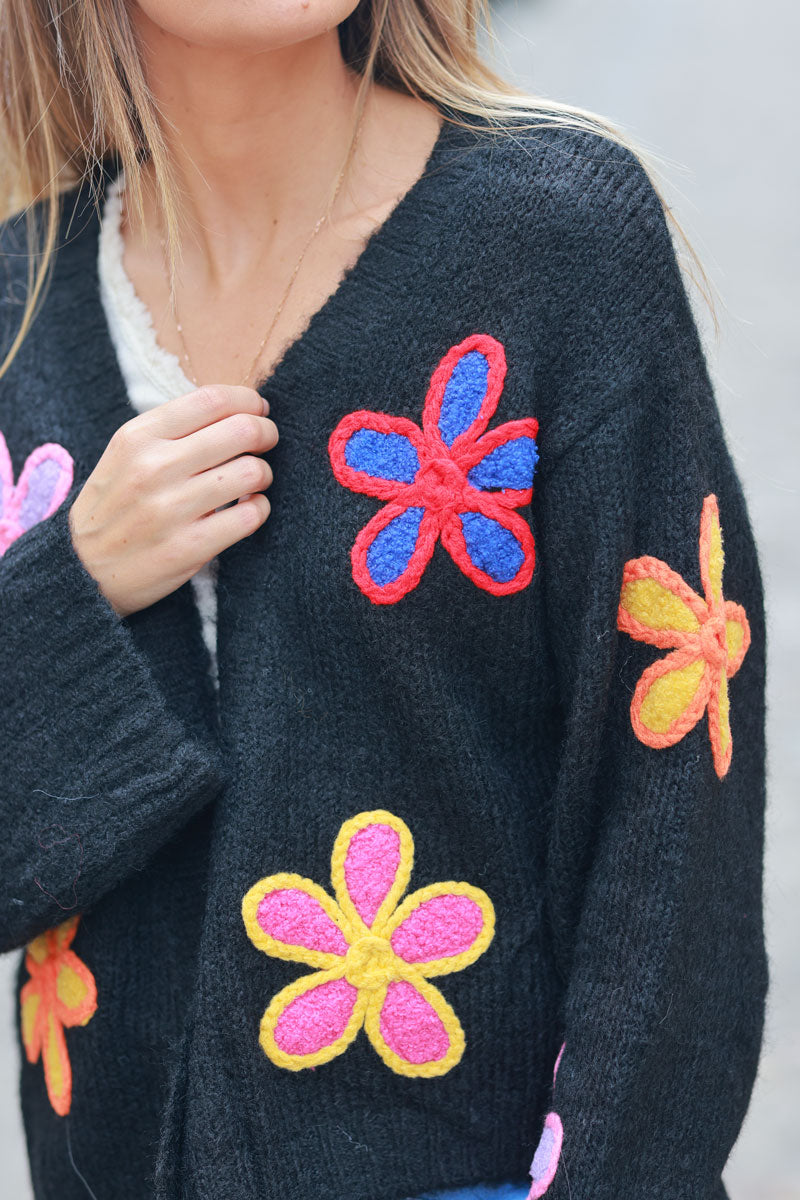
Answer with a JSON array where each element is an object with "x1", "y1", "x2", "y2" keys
[{"x1": 213, "y1": 310, "x2": 552, "y2": 772}]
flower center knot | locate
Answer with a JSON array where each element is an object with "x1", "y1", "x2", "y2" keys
[
  {"x1": 700, "y1": 612, "x2": 728, "y2": 669},
  {"x1": 344, "y1": 935, "x2": 397, "y2": 991},
  {"x1": 415, "y1": 456, "x2": 468, "y2": 513}
]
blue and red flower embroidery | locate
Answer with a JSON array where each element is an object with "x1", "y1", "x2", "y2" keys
[{"x1": 328, "y1": 334, "x2": 539, "y2": 604}]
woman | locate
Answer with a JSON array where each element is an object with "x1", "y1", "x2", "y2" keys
[{"x1": 0, "y1": 1, "x2": 767, "y2": 1198}]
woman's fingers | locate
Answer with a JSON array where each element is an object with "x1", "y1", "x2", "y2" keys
[
  {"x1": 192, "y1": 492, "x2": 272, "y2": 563},
  {"x1": 69, "y1": 383, "x2": 279, "y2": 618},
  {"x1": 184, "y1": 455, "x2": 274, "y2": 516},
  {"x1": 140, "y1": 384, "x2": 270, "y2": 439},
  {"x1": 179, "y1": 411, "x2": 279, "y2": 476}
]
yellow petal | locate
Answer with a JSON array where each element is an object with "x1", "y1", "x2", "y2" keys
[
  {"x1": 26, "y1": 934, "x2": 50, "y2": 966},
  {"x1": 700, "y1": 495, "x2": 725, "y2": 605},
  {"x1": 718, "y1": 672, "x2": 731, "y2": 756},
  {"x1": 639, "y1": 658, "x2": 707, "y2": 735},
  {"x1": 53, "y1": 916, "x2": 80, "y2": 951},
  {"x1": 726, "y1": 619, "x2": 744, "y2": 662},
  {"x1": 56, "y1": 965, "x2": 88, "y2": 1012},
  {"x1": 707, "y1": 510, "x2": 724, "y2": 603},
  {"x1": 42, "y1": 1011, "x2": 71, "y2": 1116},
  {"x1": 21, "y1": 992, "x2": 41, "y2": 1059},
  {"x1": 620, "y1": 577, "x2": 701, "y2": 635}
]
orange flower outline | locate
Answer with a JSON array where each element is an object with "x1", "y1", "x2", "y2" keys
[
  {"x1": 617, "y1": 494, "x2": 751, "y2": 778},
  {"x1": 20, "y1": 915, "x2": 97, "y2": 1115}
]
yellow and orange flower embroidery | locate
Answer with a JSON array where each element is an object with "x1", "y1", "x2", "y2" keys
[
  {"x1": 617, "y1": 494, "x2": 751, "y2": 778},
  {"x1": 242, "y1": 810, "x2": 495, "y2": 1077},
  {"x1": 20, "y1": 916, "x2": 97, "y2": 1116}
]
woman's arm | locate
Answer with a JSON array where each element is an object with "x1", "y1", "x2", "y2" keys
[
  {"x1": 529, "y1": 147, "x2": 767, "y2": 1198},
  {"x1": 0, "y1": 488, "x2": 229, "y2": 951}
]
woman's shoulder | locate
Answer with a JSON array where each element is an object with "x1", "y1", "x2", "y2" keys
[{"x1": 456, "y1": 112, "x2": 672, "y2": 258}]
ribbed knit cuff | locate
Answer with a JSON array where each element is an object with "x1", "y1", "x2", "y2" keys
[{"x1": 0, "y1": 490, "x2": 227, "y2": 950}]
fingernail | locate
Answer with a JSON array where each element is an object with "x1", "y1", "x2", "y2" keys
[{"x1": 261, "y1": 397, "x2": 269, "y2": 416}]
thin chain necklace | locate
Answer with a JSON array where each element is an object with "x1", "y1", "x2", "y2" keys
[{"x1": 158, "y1": 111, "x2": 364, "y2": 390}]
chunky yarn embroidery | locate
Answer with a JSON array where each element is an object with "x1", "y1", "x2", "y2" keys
[
  {"x1": 328, "y1": 333, "x2": 539, "y2": 604},
  {"x1": 528, "y1": 1044, "x2": 565, "y2": 1198},
  {"x1": 242, "y1": 810, "x2": 495, "y2": 1076},
  {"x1": 617, "y1": 494, "x2": 751, "y2": 778},
  {"x1": 0, "y1": 431, "x2": 74, "y2": 556},
  {"x1": 19, "y1": 916, "x2": 98, "y2": 1116}
]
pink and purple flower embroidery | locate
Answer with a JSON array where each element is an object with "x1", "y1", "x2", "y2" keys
[
  {"x1": 0, "y1": 431, "x2": 73, "y2": 557},
  {"x1": 328, "y1": 333, "x2": 539, "y2": 604},
  {"x1": 528, "y1": 1043, "x2": 565, "y2": 1198}
]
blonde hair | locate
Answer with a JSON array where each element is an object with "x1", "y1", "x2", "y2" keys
[{"x1": 0, "y1": 0, "x2": 713, "y2": 381}]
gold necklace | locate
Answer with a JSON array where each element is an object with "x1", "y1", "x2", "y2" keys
[{"x1": 158, "y1": 111, "x2": 364, "y2": 390}]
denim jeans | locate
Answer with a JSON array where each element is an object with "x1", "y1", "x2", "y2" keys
[{"x1": 409, "y1": 1184, "x2": 530, "y2": 1200}]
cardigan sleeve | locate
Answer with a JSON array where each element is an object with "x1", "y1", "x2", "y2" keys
[
  {"x1": 529, "y1": 151, "x2": 767, "y2": 1199},
  {"x1": 0, "y1": 489, "x2": 227, "y2": 952}
]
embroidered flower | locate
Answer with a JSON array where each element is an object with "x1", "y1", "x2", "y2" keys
[
  {"x1": 617, "y1": 494, "x2": 751, "y2": 778},
  {"x1": 19, "y1": 916, "x2": 98, "y2": 1116},
  {"x1": 328, "y1": 333, "x2": 539, "y2": 604},
  {"x1": 528, "y1": 1044, "x2": 565, "y2": 1198},
  {"x1": 242, "y1": 810, "x2": 495, "y2": 1077},
  {"x1": 0, "y1": 431, "x2": 74, "y2": 556}
]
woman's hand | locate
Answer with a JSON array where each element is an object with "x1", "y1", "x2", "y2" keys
[{"x1": 69, "y1": 385, "x2": 278, "y2": 617}]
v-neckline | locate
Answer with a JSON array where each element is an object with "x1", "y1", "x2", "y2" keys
[
  {"x1": 62, "y1": 108, "x2": 480, "y2": 433},
  {"x1": 251, "y1": 108, "x2": 471, "y2": 402}
]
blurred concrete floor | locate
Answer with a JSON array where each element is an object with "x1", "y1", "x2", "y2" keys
[{"x1": 1, "y1": 1, "x2": 797, "y2": 1196}]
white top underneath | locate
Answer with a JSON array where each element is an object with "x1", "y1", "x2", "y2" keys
[{"x1": 98, "y1": 170, "x2": 219, "y2": 687}]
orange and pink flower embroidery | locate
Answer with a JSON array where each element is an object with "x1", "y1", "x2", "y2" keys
[
  {"x1": 617, "y1": 494, "x2": 751, "y2": 778},
  {"x1": 242, "y1": 810, "x2": 495, "y2": 1077},
  {"x1": 19, "y1": 916, "x2": 97, "y2": 1116}
]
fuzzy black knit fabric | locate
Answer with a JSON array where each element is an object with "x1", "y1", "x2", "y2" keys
[{"x1": 0, "y1": 111, "x2": 767, "y2": 1200}]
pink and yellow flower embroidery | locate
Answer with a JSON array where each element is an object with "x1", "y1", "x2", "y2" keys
[
  {"x1": 19, "y1": 916, "x2": 97, "y2": 1116},
  {"x1": 242, "y1": 810, "x2": 495, "y2": 1077},
  {"x1": 617, "y1": 494, "x2": 751, "y2": 778}
]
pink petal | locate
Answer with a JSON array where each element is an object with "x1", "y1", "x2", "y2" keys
[
  {"x1": 553, "y1": 1043, "x2": 565, "y2": 1083},
  {"x1": 344, "y1": 823, "x2": 402, "y2": 928},
  {"x1": 379, "y1": 980, "x2": 450, "y2": 1065},
  {"x1": 15, "y1": 444, "x2": 74, "y2": 529},
  {"x1": 391, "y1": 894, "x2": 485, "y2": 963},
  {"x1": 257, "y1": 889, "x2": 349, "y2": 956},
  {"x1": 274, "y1": 977, "x2": 358, "y2": 1057},
  {"x1": 0, "y1": 431, "x2": 13, "y2": 513},
  {"x1": 529, "y1": 1112, "x2": 563, "y2": 1197}
]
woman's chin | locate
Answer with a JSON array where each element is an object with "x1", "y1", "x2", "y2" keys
[{"x1": 131, "y1": 0, "x2": 359, "y2": 53}]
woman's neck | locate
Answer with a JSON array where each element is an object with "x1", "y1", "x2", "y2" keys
[{"x1": 130, "y1": 13, "x2": 365, "y2": 284}]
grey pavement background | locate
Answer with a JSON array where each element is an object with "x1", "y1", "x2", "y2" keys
[{"x1": 1, "y1": 1, "x2": 797, "y2": 1196}]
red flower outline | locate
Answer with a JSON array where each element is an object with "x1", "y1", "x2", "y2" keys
[{"x1": 328, "y1": 334, "x2": 539, "y2": 604}]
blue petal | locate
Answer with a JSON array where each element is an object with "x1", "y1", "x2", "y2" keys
[
  {"x1": 366, "y1": 507, "x2": 425, "y2": 586},
  {"x1": 439, "y1": 351, "x2": 489, "y2": 446},
  {"x1": 460, "y1": 511, "x2": 524, "y2": 583},
  {"x1": 345, "y1": 429, "x2": 420, "y2": 483},
  {"x1": 468, "y1": 436, "x2": 538, "y2": 491}
]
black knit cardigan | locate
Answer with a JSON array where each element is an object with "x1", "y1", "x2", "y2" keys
[{"x1": 0, "y1": 113, "x2": 767, "y2": 1200}]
